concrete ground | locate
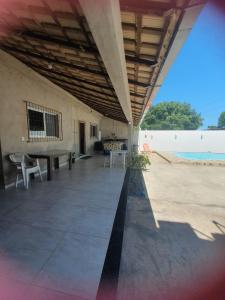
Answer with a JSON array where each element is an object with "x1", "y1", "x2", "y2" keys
[
  {"x1": 118, "y1": 153, "x2": 225, "y2": 300},
  {"x1": 0, "y1": 156, "x2": 125, "y2": 300}
]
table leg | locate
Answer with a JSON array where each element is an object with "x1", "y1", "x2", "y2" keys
[
  {"x1": 47, "y1": 157, "x2": 52, "y2": 181},
  {"x1": 110, "y1": 151, "x2": 113, "y2": 168},
  {"x1": 54, "y1": 157, "x2": 59, "y2": 169},
  {"x1": 68, "y1": 152, "x2": 72, "y2": 170},
  {"x1": 123, "y1": 153, "x2": 126, "y2": 168}
]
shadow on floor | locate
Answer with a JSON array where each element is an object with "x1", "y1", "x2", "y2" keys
[{"x1": 118, "y1": 170, "x2": 225, "y2": 300}]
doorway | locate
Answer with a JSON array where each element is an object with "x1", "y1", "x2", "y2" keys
[
  {"x1": 0, "y1": 140, "x2": 5, "y2": 189},
  {"x1": 79, "y1": 122, "x2": 86, "y2": 155}
]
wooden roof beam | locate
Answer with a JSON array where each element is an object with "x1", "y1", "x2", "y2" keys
[
  {"x1": 54, "y1": 83, "x2": 120, "y2": 107},
  {"x1": 1, "y1": 46, "x2": 150, "y2": 91},
  {"x1": 63, "y1": 91, "x2": 126, "y2": 119},
  {"x1": 22, "y1": 31, "x2": 99, "y2": 55},
  {"x1": 130, "y1": 92, "x2": 145, "y2": 98},
  {"x1": 120, "y1": 0, "x2": 179, "y2": 14},
  {"x1": 42, "y1": 73, "x2": 115, "y2": 99},
  {"x1": 21, "y1": 31, "x2": 157, "y2": 67},
  {"x1": 124, "y1": 37, "x2": 159, "y2": 47},
  {"x1": 74, "y1": 94, "x2": 124, "y2": 113},
  {"x1": 128, "y1": 79, "x2": 149, "y2": 87},
  {"x1": 66, "y1": 90, "x2": 120, "y2": 109},
  {"x1": 126, "y1": 55, "x2": 157, "y2": 66},
  {"x1": 131, "y1": 100, "x2": 144, "y2": 106},
  {"x1": 32, "y1": 63, "x2": 146, "y2": 101},
  {"x1": 122, "y1": 23, "x2": 164, "y2": 34},
  {"x1": 59, "y1": 86, "x2": 120, "y2": 107},
  {"x1": 77, "y1": 100, "x2": 121, "y2": 112},
  {"x1": 132, "y1": 106, "x2": 142, "y2": 111},
  {"x1": 1, "y1": 46, "x2": 107, "y2": 76},
  {"x1": 79, "y1": 100, "x2": 125, "y2": 121},
  {"x1": 27, "y1": 63, "x2": 114, "y2": 90}
]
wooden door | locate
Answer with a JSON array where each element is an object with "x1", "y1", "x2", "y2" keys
[{"x1": 79, "y1": 122, "x2": 86, "y2": 155}]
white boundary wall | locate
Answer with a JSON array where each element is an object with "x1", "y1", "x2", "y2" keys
[{"x1": 138, "y1": 130, "x2": 225, "y2": 153}]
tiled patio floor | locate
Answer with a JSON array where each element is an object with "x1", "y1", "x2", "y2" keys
[{"x1": 0, "y1": 156, "x2": 126, "y2": 300}]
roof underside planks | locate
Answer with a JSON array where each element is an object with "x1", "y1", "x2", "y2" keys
[
  {"x1": 0, "y1": 0, "x2": 127, "y2": 122},
  {"x1": 121, "y1": 0, "x2": 187, "y2": 125},
  {"x1": 0, "y1": 0, "x2": 205, "y2": 125}
]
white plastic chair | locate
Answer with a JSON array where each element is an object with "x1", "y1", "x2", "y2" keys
[
  {"x1": 109, "y1": 150, "x2": 127, "y2": 168},
  {"x1": 104, "y1": 154, "x2": 110, "y2": 168},
  {"x1": 9, "y1": 153, "x2": 42, "y2": 189}
]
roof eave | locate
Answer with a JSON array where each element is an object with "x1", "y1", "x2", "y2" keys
[{"x1": 138, "y1": 1, "x2": 206, "y2": 127}]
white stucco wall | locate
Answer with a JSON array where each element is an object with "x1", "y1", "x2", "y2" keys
[
  {"x1": 139, "y1": 130, "x2": 225, "y2": 153},
  {"x1": 100, "y1": 116, "x2": 128, "y2": 139}
]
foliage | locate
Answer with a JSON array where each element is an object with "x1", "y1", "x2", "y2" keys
[
  {"x1": 141, "y1": 101, "x2": 203, "y2": 130},
  {"x1": 207, "y1": 125, "x2": 218, "y2": 130},
  {"x1": 129, "y1": 153, "x2": 151, "y2": 170},
  {"x1": 218, "y1": 111, "x2": 225, "y2": 128}
]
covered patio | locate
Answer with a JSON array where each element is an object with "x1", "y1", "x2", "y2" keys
[
  {"x1": 0, "y1": 1, "x2": 206, "y2": 299},
  {"x1": 0, "y1": 156, "x2": 125, "y2": 299},
  {"x1": 0, "y1": 0, "x2": 205, "y2": 187}
]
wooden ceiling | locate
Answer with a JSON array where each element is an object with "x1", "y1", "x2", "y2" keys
[
  {"x1": 120, "y1": 0, "x2": 187, "y2": 125},
  {"x1": 0, "y1": 0, "x2": 127, "y2": 122},
  {"x1": 0, "y1": 0, "x2": 189, "y2": 125}
]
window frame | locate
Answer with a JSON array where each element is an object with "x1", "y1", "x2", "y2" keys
[
  {"x1": 90, "y1": 124, "x2": 98, "y2": 139},
  {"x1": 26, "y1": 101, "x2": 63, "y2": 142}
]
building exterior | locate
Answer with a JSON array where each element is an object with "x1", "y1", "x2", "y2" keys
[
  {"x1": 0, "y1": 2, "x2": 209, "y2": 299},
  {"x1": 0, "y1": 0, "x2": 205, "y2": 188},
  {"x1": 0, "y1": 49, "x2": 128, "y2": 187}
]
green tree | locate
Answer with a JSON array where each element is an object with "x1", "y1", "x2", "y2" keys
[
  {"x1": 141, "y1": 101, "x2": 203, "y2": 130},
  {"x1": 207, "y1": 125, "x2": 218, "y2": 130},
  {"x1": 218, "y1": 111, "x2": 225, "y2": 128}
]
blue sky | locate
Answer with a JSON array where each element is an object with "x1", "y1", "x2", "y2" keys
[{"x1": 153, "y1": 3, "x2": 225, "y2": 129}]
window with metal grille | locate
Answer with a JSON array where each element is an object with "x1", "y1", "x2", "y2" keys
[
  {"x1": 90, "y1": 124, "x2": 98, "y2": 138},
  {"x1": 26, "y1": 102, "x2": 62, "y2": 142}
]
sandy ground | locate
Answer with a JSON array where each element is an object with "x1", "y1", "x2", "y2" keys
[
  {"x1": 118, "y1": 153, "x2": 225, "y2": 300},
  {"x1": 144, "y1": 153, "x2": 225, "y2": 239}
]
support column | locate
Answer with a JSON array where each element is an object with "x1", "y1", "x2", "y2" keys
[
  {"x1": 128, "y1": 123, "x2": 133, "y2": 154},
  {"x1": 79, "y1": 0, "x2": 132, "y2": 123},
  {"x1": 132, "y1": 126, "x2": 140, "y2": 153}
]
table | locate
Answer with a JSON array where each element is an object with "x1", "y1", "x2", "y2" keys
[
  {"x1": 110, "y1": 150, "x2": 128, "y2": 168},
  {"x1": 29, "y1": 150, "x2": 72, "y2": 181}
]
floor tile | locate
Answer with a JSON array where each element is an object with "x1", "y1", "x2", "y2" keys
[
  {"x1": 0, "y1": 221, "x2": 64, "y2": 251},
  {"x1": 0, "y1": 156, "x2": 125, "y2": 299},
  {"x1": 34, "y1": 232, "x2": 108, "y2": 300},
  {"x1": 0, "y1": 247, "x2": 51, "y2": 283}
]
